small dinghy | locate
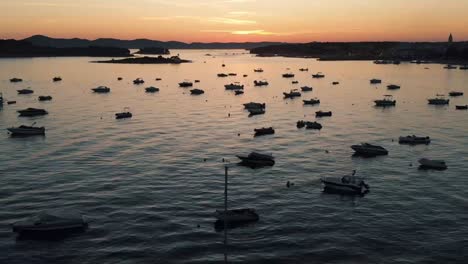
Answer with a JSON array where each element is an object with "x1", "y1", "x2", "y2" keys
[
  {"x1": 228, "y1": 73, "x2": 237, "y2": 76},
  {"x1": 145, "y1": 86, "x2": 159, "y2": 93},
  {"x1": 282, "y1": 73, "x2": 295, "y2": 78},
  {"x1": 225, "y1": 83, "x2": 244, "y2": 90},
  {"x1": 194, "y1": 80, "x2": 200, "y2": 83},
  {"x1": 10, "y1": 78, "x2": 23, "y2": 83},
  {"x1": 17, "y1": 89, "x2": 34, "y2": 95},
  {"x1": 17, "y1": 108, "x2": 48, "y2": 117},
  {"x1": 254, "y1": 127, "x2": 275, "y2": 137},
  {"x1": 283, "y1": 89, "x2": 301, "y2": 99},
  {"x1": 52, "y1": 77, "x2": 62, "y2": 82},
  {"x1": 38, "y1": 95, "x2": 52, "y2": 101},
  {"x1": 316, "y1": 111, "x2": 332, "y2": 117},
  {"x1": 351, "y1": 143, "x2": 388, "y2": 156},
  {"x1": 292, "y1": 81, "x2": 299, "y2": 84},
  {"x1": 190, "y1": 88, "x2": 204, "y2": 95},
  {"x1": 301, "y1": 86, "x2": 313, "y2": 92},
  {"x1": 7, "y1": 123, "x2": 45, "y2": 136},
  {"x1": 235, "y1": 90, "x2": 244, "y2": 95},
  {"x1": 418, "y1": 158, "x2": 447, "y2": 170},
  {"x1": 332, "y1": 81, "x2": 339, "y2": 85},
  {"x1": 253, "y1": 80, "x2": 268, "y2": 86},
  {"x1": 321, "y1": 170, "x2": 369, "y2": 195},
  {"x1": 299, "y1": 68, "x2": 308, "y2": 71},
  {"x1": 398, "y1": 135, "x2": 431, "y2": 145},
  {"x1": 155, "y1": 78, "x2": 162, "y2": 81},
  {"x1": 12, "y1": 211, "x2": 88, "y2": 236},
  {"x1": 115, "y1": 107, "x2": 132, "y2": 119},
  {"x1": 133, "y1": 78, "x2": 145, "y2": 84},
  {"x1": 92, "y1": 86, "x2": 110, "y2": 93},
  {"x1": 303, "y1": 98, "x2": 320, "y2": 105},
  {"x1": 217, "y1": 73, "x2": 228, "y2": 77},
  {"x1": 305, "y1": 121, "x2": 322, "y2": 130},
  {"x1": 312, "y1": 72, "x2": 325, "y2": 78},
  {"x1": 387, "y1": 84, "x2": 400, "y2": 90},
  {"x1": 117, "y1": 77, "x2": 123, "y2": 81},
  {"x1": 179, "y1": 81, "x2": 193, "y2": 87},
  {"x1": 253, "y1": 68, "x2": 264, "y2": 72},
  {"x1": 237, "y1": 152, "x2": 275, "y2": 167},
  {"x1": 455, "y1": 105, "x2": 468, "y2": 110},
  {"x1": 449, "y1": 91, "x2": 463, "y2": 97},
  {"x1": 370, "y1": 78, "x2": 382, "y2": 84}
]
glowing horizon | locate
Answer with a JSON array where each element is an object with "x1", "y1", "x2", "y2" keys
[{"x1": 1, "y1": 0, "x2": 468, "y2": 43}]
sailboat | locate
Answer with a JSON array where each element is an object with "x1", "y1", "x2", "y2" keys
[{"x1": 214, "y1": 166, "x2": 259, "y2": 226}]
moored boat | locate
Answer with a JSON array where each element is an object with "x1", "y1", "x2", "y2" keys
[
  {"x1": 17, "y1": 108, "x2": 48, "y2": 117},
  {"x1": 12, "y1": 211, "x2": 88, "y2": 235},
  {"x1": 303, "y1": 98, "x2": 320, "y2": 105},
  {"x1": 237, "y1": 152, "x2": 275, "y2": 167},
  {"x1": 17, "y1": 89, "x2": 34, "y2": 95},
  {"x1": 133, "y1": 78, "x2": 144, "y2": 84},
  {"x1": 428, "y1": 96, "x2": 449, "y2": 105},
  {"x1": 455, "y1": 105, "x2": 468, "y2": 110},
  {"x1": 296, "y1": 120, "x2": 306, "y2": 128},
  {"x1": 321, "y1": 170, "x2": 369, "y2": 195},
  {"x1": 312, "y1": 72, "x2": 325, "y2": 78},
  {"x1": 248, "y1": 108, "x2": 265, "y2": 116},
  {"x1": 387, "y1": 84, "x2": 401, "y2": 90},
  {"x1": 215, "y1": 208, "x2": 259, "y2": 223},
  {"x1": 115, "y1": 108, "x2": 132, "y2": 119},
  {"x1": 449, "y1": 91, "x2": 463, "y2": 97},
  {"x1": 92, "y1": 86, "x2": 110, "y2": 93},
  {"x1": 254, "y1": 80, "x2": 268, "y2": 86},
  {"x1": 38, "y1": 95, "x2": 52, "y2": 101},
  {"x1": 243, "y1": 102, "x2": 265, "y2": 109},
  {"x1": 10, "y1": 78, "x2": 23, "y2": 83},
  {"x1": 235, "y1": 90, "x2": 244, "y2": 95},
  {"x1": 351, "y1": 143, "x2": 388, "y2": 156},
  {"x1": 374, "y1": 95, "x2": 396, "y2": 107},
  {"x1": 225, "y1": 83, "x2": 244, "y2": 90},
  {"x1": 254, "y1": 127, "x2": 275, "y2": 136},
  {"x1": 301, "y1": 86, "x2": 313, "y2": 92},
  {"x1": 418, "y1": 158, "x2": 447, "y2": 170},
  {"x1": 179, "y1": 81, "x2": 193, "y2": 87},
  {"x1": 282, "y1": 73, "x2": 294, "y2": 78},
  {"x1": 52, "y1": 77, "x2": 62, "y2": 82},
  {"x1": 370, "y1": 78, "x2": 382, "y2": 84},
  {"x1": 253, "y1": 68, "x2": 264, "y2": 72},
  {"x1": 316, "y1": 110, "x2": 332, "y2": 117},
  {"x1": 145, "y1": 86, "x2": 160, "y2": 93},
  {"x1": 444, "y1": 65, "x2": 457, "y2": 69},
  {"x1": 398, "y1": 135, "x2": 431, "y2": 145},
  {"x1": 299, "y1": 68, "x2": 308, "y2": 71},
  {"x1": 305, "y1": 121, "x2": 322, "y2": 130},
  {"x1": 332, "y1": 81, "x2": 339, "y2": 85},
  {"x1": 283, "y1": 89, "x2": 301, "y2": 98},
  {"x1": 7, "y1": 123, "x2": 45, "y2": 136},
  {"x1": 190, "y1": 88, "x2": 204, "y2": 95}
]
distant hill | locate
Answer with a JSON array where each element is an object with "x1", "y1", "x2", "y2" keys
[
  {"x1": 0, "y1": 39, "x2": 130, "y2": 57},
  {"x1": 22, "y1": 35, "x2": 283, "y2": 50}
]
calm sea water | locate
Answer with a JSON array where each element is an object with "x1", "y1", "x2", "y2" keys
[{"x1": 1, "y1": 50, "x2": 467, "y2": 264}]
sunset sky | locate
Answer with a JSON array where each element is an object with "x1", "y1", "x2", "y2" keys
[{"x1": 1, "y1": 0, "x2": 467, "y2": 42}]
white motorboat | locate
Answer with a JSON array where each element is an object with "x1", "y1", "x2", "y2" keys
[
  {"x1": 351, "y1": 143, "x2": 388, "y2": 156},
  {"x1": 12, "y1": 211, "x2": 88, "y2": 235},
  {"x1": 418, "y1": 158, "x2": 447, "y2": 170},
  {"x1": 321, "y1": 170, "x2": 369, "y2": 195},
  {"x1": 398, "y1": 135, "x2": 431, "y2": 145}
]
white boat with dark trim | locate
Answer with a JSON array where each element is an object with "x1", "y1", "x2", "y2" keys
[
  {"x1": 418, "y1": 158, "x2": 447, "y2": 170},
  {"x1": 321, "y1": 170, "x2": 369, "y2": 195},
  {"x1": 7, "y1": 123, "x2": 45, "y2": 136},
  {"x1": 399, "y1": 135, "x2": 431, "y2": 145},
  {"x1": 351, "y1": 143, "x2": 388, "y2": 156},
  {"x1": 12, "y1": 211, "x2": 88, "y2": 235}
]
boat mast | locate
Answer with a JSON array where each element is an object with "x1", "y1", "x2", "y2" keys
[{"x1": 224, "y1": 165, "x2": 228, "y2": 263}]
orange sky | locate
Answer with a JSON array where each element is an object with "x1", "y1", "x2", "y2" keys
[{"x1": 1, "y1": 0, "x2": 467, "y2": 42}]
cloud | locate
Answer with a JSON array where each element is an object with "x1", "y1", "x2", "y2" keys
[
  {"x1": 207, "y1": 17, "x2": 256, "y2": 25},
  {"x1": 227, "y1": 11, "x2": 256, "y2": 16},
  {"x1": 201, "y1": 29, "x2": 277, "y2": 35}
]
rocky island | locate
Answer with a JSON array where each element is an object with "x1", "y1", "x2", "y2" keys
[{"x1": 94, "y1": 55, "x2": 190, "y2": 64}]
